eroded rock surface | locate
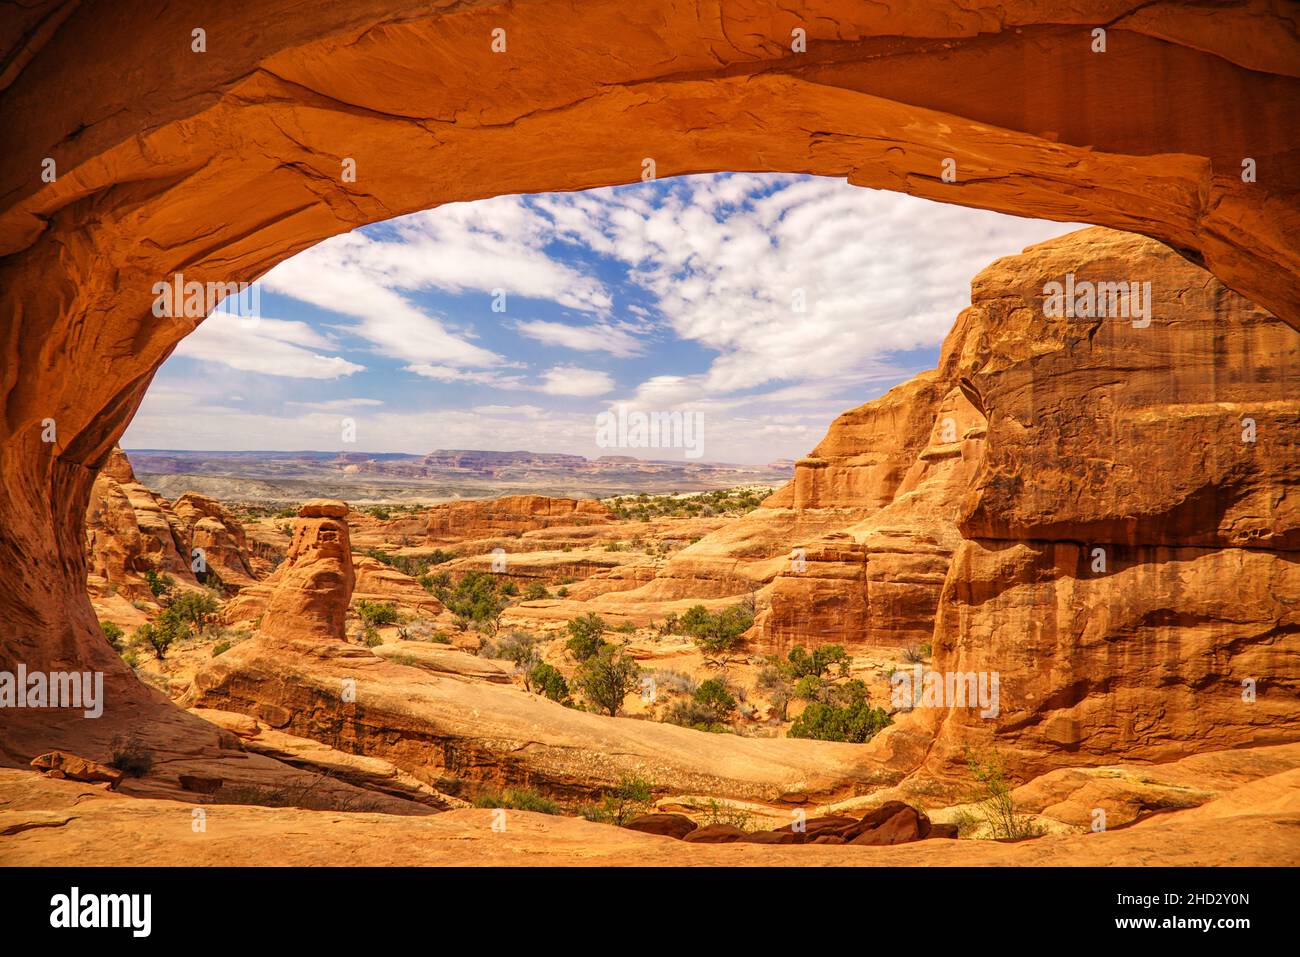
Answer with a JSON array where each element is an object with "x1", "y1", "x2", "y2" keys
[{"x1": 259, "y1": 500, "x2": 356, "y2": 642}]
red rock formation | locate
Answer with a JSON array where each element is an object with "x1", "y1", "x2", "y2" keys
[
  {"x1": 426, "y1": 495, "x2": 611, "y2": 543},
  {"x1": 85, "y1": 448, "x2": 196, "y2": 599},
  {"x1": 2, "y1": 2, "x2": 1298, "y2": 766},
  {"x1": 259, "y1": 500, "x2": 356, "y2": 642},
  {"x1": 169, "y1": 493, "x2": 257, "y2": 588},
  {"x1": 905, "y1": 227, "x2": 1300, "y2": 779},
  {"x1": 84, "y1": 449, "x2": 261, "y2": 605}
]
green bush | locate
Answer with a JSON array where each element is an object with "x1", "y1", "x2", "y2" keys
[
  {"x1": 580, "y1": 774, "x2": 654, "y2": 826},
  {"x1": 357, "y1": 600, "x2": 400, "y2": 628},
  {"x1": 523, "y1": 581, "x2": 549, "y2": 601},
  {"x1": 500, "y1": 580, "x2": 519, "y2": 597},
  {"x1": 211, "y1": 640, "x2": 232, "y2": 657},
  {"x1": 108, "y1": 735, "x2": 153, "y2": 777},
  {"x1": 434, "y1": 571, "x2": 508, "y2": 634},
  {"x1": 575, "y1": 646, "x2": 640, "y2": 717},
  {"x1": 485, "y1": 630, "x2": 542, "y2": 667},
  {"x1": 362, "y1": 625, "x2": 384, "y2": 648},
  {"x1": 664, "y1": 677, "x2": 737, "y2": 732},
  {"x1": 472, "y1": 787, "x2": 562, "y2": 815},
  {"x1": 167, "y1": 590, "x2": 220, "y2": 634},
  {"x1": 792, "y1": 675, "x2": 823, "y2": 700},
  {"x1": 963, "y1": 747, "x2": 1045, "y2": 840},
  {"x1": 366, "y1": 548, "x2": 457, "y2": 579},
  {"x1": 132, "y1": 615, "x2": 190, "y2": 660},
  {"x1": 419, "y1": 569, "x2": 452, "y2": 592},
  {"x1": 99, "y1": 620, "x2": 125, "y2": 651},
  {"x1": 143, "y1": 569, "x2": 175, "y2": 600},
  {"x1": 565, "y1": 612, "x2": 608, "y2": 662},
  {"x1": 527, "y1": 662, "x2": 571, "y2": 704},
  {"x1": 788, "y1": 680, "x2": 890, "y2": 743},
  {"x1": 680, "y1": 603, "x2": 753, "y2": 656},
  {"x1": 785, "y1": 644, "x2": 850, "y2": 679}
]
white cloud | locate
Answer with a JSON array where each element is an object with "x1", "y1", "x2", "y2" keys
[
  {"x1": 539, "y1": 365, "x2": 616, "y2": 397},
  {"x1": 404, "y1": 364, "x2": 528, "y2": 389},
  {"x1": 173, "y1": 312, "x2": 363, "y2": 379},
  {"x1": 533, "y1": 178, "x2": 1081, "y2": 398},
  {"x1": 286, "y1": 398, "x2": 385, "y2": 411},
  {"x1": 514, "y1": 319, "x2": 644, "y2": 357}
]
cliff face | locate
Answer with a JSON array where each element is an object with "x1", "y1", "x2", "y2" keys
[
  {"x1": 84, "y1": 448, "x2": 259, "y2": 602},
  {"x1": 914, "y1": 227, "x2": 1300, "y2": 778},
  {"x1": 425, "y1": 495, "x2": 612, "y2": 543},
  {"x1": 610, "y1": 226, "x2": 1299, "y2": 778}
]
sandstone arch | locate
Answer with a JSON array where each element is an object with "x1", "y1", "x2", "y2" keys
[{"x1": 1, "y1": 1, "x2": 1297, "y2": 761}]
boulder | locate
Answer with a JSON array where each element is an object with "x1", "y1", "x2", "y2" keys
[
  {"x1": 623, "y1": 814, "x2": 698, "y2": 840},
  {"x1": 849, "y1": 803, "x2": 930, "y2": 846},
  {"x1": 682, "y1": 823, "x2": 748, "y2": 844},
  {"x1": 30, "y1": 751, "x2": 124, "y2": 789}
]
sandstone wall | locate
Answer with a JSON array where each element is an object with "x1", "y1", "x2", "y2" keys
[{"x1": 425, "y1": 495, "x2": 611, "y2": 543}]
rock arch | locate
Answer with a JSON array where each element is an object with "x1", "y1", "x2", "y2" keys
[{"x1": 1, "y1": 1, "x2": 1297, "y2": 758}]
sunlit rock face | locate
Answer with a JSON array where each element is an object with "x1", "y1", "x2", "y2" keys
[
  {"x1": 259, "y1": 501, "x2": 356, "y2": 642},
  {"x1": 425, "y1": 496, "x2": 612, "y2": 543},
  {"x1": 632, "y1": 226, "x2": 1298, "y2": 778}
]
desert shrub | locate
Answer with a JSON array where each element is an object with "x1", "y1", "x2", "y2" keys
[
  {"x1": 575, "y1": 646, "x2": 641, "y2": 716},
  {"x1": 523, "y1": 581, "x2": 548, "y2": 601},
  {"x1": 211, "y1": 640, "x2": 232, "y2": 657},
  {"x1": 500, "y1": 580, "x2": 519, "y2": 597},
  {"x1": 580, "y1": 774, "x2": 653, "y2": 826},
  {"x1": 614, "y1": 620, "x2": 638, "y2": 635},
  {"x1": 663, "y1": 677, "x2": 736, "y2": 732},
  {"x1": 556, "y1": 586, "x2": 569, "y2": 598},
  {"x1": 132, "y1": 615, "x2": 190, "y2": 660},
  {"x1": 143, "y1": 569, "x2": 174, "y2": 600},
  {"x1": 434, "y1": 571, "x2": 508, "y2": 634},
  {"x1": 963, "y1": 747, "x2": 1045, "y2": 840},
  {"x1": 565, "y1": 612, "x2": 608, "y2": 661},
  {"x1": 99, "y1": 620, "x2": 125, "y2": 651},
  {"x1": 357, "y1": 600, "x2": 400, "y2": 628},
  {"x1": 472, "y1": 787, "x2": 562, "y2": 815},
  {"x1": 792, "y1": 675, "x2": 823, "y2": 700},
  {"x1": 108, "y1": 735, "x2": 153, "y2": 777},
  {"x1": 785, "y1": 644, "x2": 850, "y2": 679},
  {"x1": 526, "y1": 662, "x2": 571, "y2": 704},
  {"x1": 788, "y1": 680, "x2": 891, "y2": 743},
  {"x1": 366, "y1": 548, "x2": 457, "y2": 579},
  {"x1": 680, "y1": 603, "x2": 754, "y2": 657},
  {"x1": 692, "y1": 678, "x2": 737, "y2": 723},
  {"x1": 484, "y1": 630, "x2": 543, "y2": 667},
  {"x1": 430, "y1": 633, "x2": 452, "y2": 644},
  {"x1": 699, "y1": 798, "x2": 753, "y2": 830},
  {"x1": 646, "y1": 668, "x2": 696, "y2": 698},
  {"x1": 419, "y1": 569, "x2": 452, "y2": 592},
  {"x1": 167, "y1": 590, "x2": 220, "y2": 634},
  {"x1": 362, "y1": 626, "x2": 384, "y2": 648}
]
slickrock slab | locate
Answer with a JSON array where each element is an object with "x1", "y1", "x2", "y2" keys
[{"x1": 2, "y1": 768, "x2": 1295, "y2": 866}]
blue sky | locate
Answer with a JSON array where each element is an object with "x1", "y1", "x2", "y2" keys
[{"x1": 125, "y1": 173, "x2": 1079, "y2": 463}]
